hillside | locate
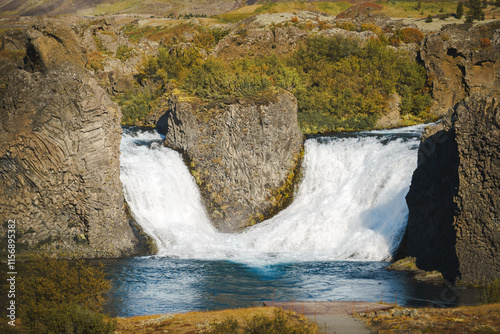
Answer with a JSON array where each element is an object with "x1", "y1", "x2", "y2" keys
[
  {"x1": 0, "y1": 0, "x2": 239, "y2": 17},
  {"x1": 4, "y1": 0, "x2": 498, "y2": 19}
]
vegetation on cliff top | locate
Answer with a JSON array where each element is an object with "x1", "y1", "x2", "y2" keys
[{"x1": 118, "y1": 34, "x2": 432, "y2": 133}]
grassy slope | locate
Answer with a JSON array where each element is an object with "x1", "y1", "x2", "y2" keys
[
  {"x1": 357, "y1": 303, "x2": 500, "y2": 334},
  {"x1": 91, "y1": 0, "x2": 238, "y2": 16},
  {"x1": 115, "y1": 303, "x2": 500, "y2": 334},
  {"x1": 216, "y1": 1, "x2": 353, "y2": 22},
  {"x1": 0, "y1": 0, "x2": 471, "y2": 18},
  {"x1": 0, "y1": 0, "x2": 238, "y2": 16},
  {"x1": 115, "y1": 307, "x2": 317, "y2": 333},
  {"x1": 379, "y1": 1, "x2": 459, "y2": 19}
]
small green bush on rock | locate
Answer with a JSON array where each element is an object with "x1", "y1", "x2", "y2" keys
[{"x1": 479, "y1": 280, "x2": 500, "y2": 304}]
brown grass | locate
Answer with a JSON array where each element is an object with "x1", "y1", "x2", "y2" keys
[
  {"x1": 115, "y1": 306, "x2": 316, "y2": 334},
  {"x1": 356, "y1": 304, "x2": 500, "y2": 334}
]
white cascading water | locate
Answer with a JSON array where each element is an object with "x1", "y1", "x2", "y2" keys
[{"x1": 120, "y1": 126, "x2": 424, "y2": 265}]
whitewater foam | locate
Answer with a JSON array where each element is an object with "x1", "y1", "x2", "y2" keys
[{"x1": 120, "y1": 127, "x2": 421, "y2": 265}]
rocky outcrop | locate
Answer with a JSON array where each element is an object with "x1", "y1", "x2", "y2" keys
[
  {"x1": 74, "y1": 18, "x2": 156, "y2": 97},
  {"x1": 0, "y1": 20, "x2": 153, "y2": 258},
  {"x1": 213, "y1": 14, "x2": 377, "y2": 61},
  {"x1": 401, "y1": 95, "x2": 500, "y2": 284},
  {"x1": 213, "y1": 26, "x2": 308, "y2": 61},
  {"x1": 158, "y1": 91, "x2": 304, "y2": 232},
  {"x1": 23, "y1": 19, "x2": 87, "y2": 72},
  {"x1": 420, "y1": 24, "x2": 500, "y2": 117}
]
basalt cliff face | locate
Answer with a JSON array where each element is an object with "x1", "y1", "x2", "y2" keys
[
  {"x1": 402, "y1": 96, "x2": 500, "y2": 284},
  {"x1": 0, "y1": 20, "x2": 153, "y2": 258},
  {"x1": 158, "y1": 92, "x2": 304, "y2": 232},
  {"x1": 420, "y1": 24, "x2": 500, "y2": 117}
]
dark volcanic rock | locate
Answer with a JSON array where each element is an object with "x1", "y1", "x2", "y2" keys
[
  {"x1": 158, "y1": 91, "x2": 304, "y2": 232},
  {"x1": 402, "y1": 96, "x2": 500, "y2": 284},
  {"x1": 453, "y1": 97, "x2": 500, "y2": 284},
  {"x1": 0, "y1": 20, "x2": 154, "y2": 258}
]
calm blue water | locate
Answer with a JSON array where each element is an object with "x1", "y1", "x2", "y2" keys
[{"x1": 98, "y1": 258, "x2": 478, "y2": 317}]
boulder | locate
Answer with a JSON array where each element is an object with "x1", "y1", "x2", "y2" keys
[{"x1": 23, "y1": 18, "x2": 87, "y2": 72}]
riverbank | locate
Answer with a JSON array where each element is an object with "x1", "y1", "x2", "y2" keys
[
  {"x1": 355, "y1": 303, "x2": 500, "y2": 334},
  {"x1": 112, "y1": 303, "x2": 500, "y2": 333},
  {"x1": 114, "y1": 307, "x2": 316, "y2": 333}
]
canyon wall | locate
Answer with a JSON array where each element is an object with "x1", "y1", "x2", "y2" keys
[
  {"x1": 0, "y1": 20, "x2": 153, "y2": 258},
  {"x1": 403, "y1": 96, "x2": 499, "y2": 284}
]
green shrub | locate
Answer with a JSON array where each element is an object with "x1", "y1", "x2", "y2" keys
[
  {"x1": 116, "y1": 83, "x2": 159, "y2": 126},
  {"x1": 193, "y1": 27, "x2": 231, "y2": 49},
  {"x1": 18, "y1": 257, "x2": 115, "y2": 333},
  {"x1": 22, "y1": 302, "x2": 116, "y2": 334},
  {"x1": 136, "y1": 45, "x2": 203, "y2": 85},
  {"x1": 182, "y1": 58, "x2": 274, "y2": 101},
  {"x1": 116, "y1": 44, "x2": 135, "y2": 62},
  {"x1": 466, "y1": 0, "x2": 484, "y2": 22},
  {"x1": 457, "y1": 1, "x2": 464, "y2": 19},
  {"x1": 289, "y1": 36, "x2": 431, "y2": 132},
  {"x1": 211, "y1": 318, "x2": 240, "y2": 334},
  {"x1": 208, "y1": 309, "x2": 317, "y2": 334},
  {"x1": 479, "y1": 280, "x2": 500, "y2": 304},
  {"x1": 124, "y1": 34, "x2": 431, "y2": 132}
]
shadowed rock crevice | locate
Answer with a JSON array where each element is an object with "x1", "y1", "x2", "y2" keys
[{"x1": 401, "y1": 96, "x2": 500, "y2": 284}]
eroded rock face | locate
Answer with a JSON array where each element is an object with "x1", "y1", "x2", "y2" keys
[
  {"x1": 420, "y1": 25, "x2": 500, "y2": 117},
  {"x1": 213, "y1": 24, "x2": 377, "y2": 61},
  {"x1": 24, "y1": 18, "x2": 87, "y2": 72},
  {"x1": 402, "y1": 96, "x2": 500, "y2": 284},
  {"x1": 0, "y1": 20, "x2": 153, "y2": 258},
  {"x1": 213, "y1": 26, "x2": 307, "y2": 61},
  {"x1": 158, "y1": 91, "x2": 304, "y2": 232}
]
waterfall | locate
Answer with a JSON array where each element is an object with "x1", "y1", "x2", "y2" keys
[{"x1": 120, "y1": 126, "x2": 424, "y2": 265}]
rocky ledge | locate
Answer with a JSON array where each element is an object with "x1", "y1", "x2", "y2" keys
[{"x1": 158, "y1": 91, "x2": 304, "y2": 232}]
